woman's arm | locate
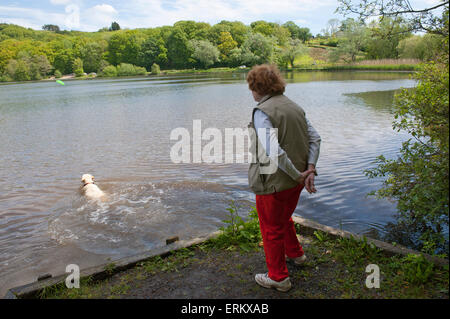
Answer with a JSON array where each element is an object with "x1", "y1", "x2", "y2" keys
[
  {"x1": 306, "y1": 118, "x2": 321, "y2": 173},
  {"x1": 253, "y1": 109, "x2": 303, "y2": 181}
]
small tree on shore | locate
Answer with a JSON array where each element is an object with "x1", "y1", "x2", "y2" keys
[
  {"x1": 72, "y1": 58, "x2": 84, "y2": 77},
  {"x1": 281, "y1": 38, "x2": 308, "y2": 68},
  {"x1": 151, "y1": 63, "x2": 161, "y2": 74}
]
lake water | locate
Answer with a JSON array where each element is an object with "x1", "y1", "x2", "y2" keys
[{"x1": 0, "y1": 71, "x2": 415, "y2": 295}]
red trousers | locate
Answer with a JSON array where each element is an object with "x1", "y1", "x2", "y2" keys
[{"x1": 256, "y1": 184, "x2": 304, "y2": 282}]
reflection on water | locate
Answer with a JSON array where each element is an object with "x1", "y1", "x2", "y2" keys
[{"x1": 0, "y1": 71, "x2": 414, "y2": 294}]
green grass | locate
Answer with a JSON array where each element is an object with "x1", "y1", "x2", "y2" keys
[
  {"x1": 206, "y1": 202, "x2": 262, "y2": 252},
  {"x1": 323, "y1": 64, "x2": 419, "y2": 71}
]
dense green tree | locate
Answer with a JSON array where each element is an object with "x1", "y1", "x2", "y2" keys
[
  {"x1": 42, "y1": 24, "x2": 60, "y2": 32},
  {"x1": 138, "y1": 36, "x2": 168, "y2": 69},
  {"x1": 250, "y1": 21, "x2": 275, "y2": 37},
  {"x1": 240, "y1": 32, "x2": 274, "y2": 66},
  {"x1": 30, "y1": 54, "x2": 52, "y2": 78},
  {"x1": 190, "y1": 39, "x2": 220, "y2": 68},
  {"x1": 298, "y1": 27, "x2": 312, "y2": 43},
  {"x1": 397, "y1": 34, "x2": 442, "y2": 61},
  {"x1": 166, "y1": 27, "x2": 194, "y2": 68},
  {"x1": 366, "y1": 17, "x2": 410, "y2": 59},
  {"x1": 72, "y1": 57, "x2": 84, "y2": 76},
  {"x1": 79, "y1": 41, "x2": 106, "y2": 73},
  {"x1": 107, "y1": 31, "x2": 144, "y2": 66},
  {"x1": 283, "y1": 21, "x2": 302, "y2": 39},
  {"x1": 282, "y1": 22, "x2": 312, "y2": 43},
  {"x1": 4, "y1": 52, "x2": 52, "y2": 81},
  {"x1": 217, "y1": 31, "x2": 238, "y2": 63},
  {"x1": 173, "y1": 21, "x2": 211, "y2": 40},
  {"x1": 272, "y1": 25, "x2": 291, "y2": 46},
  {"x1": 109, "y1": 22, "x2": 121, "y2": 31},
  {"x1": 223, "y1": 21, "x2": 249, "y2": 47},
  {"x1": 53, "y1": 49, "x2": 74, "y2": 74},
  {"x1": 207, "y1": 23, "x2": 231, "y2": 45}
]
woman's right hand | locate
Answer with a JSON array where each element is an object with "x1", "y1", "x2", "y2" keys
[
  {"x1": 304, "y1": 173, "x2": 317, "y2": 194},
  {"x1": 296, "y1": 168, "x2": 315, "y2": 185}
]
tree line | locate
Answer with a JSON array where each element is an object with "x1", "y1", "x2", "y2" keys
[{"x1": 0, "y1": 17, "x2": 443, "y2": 82}]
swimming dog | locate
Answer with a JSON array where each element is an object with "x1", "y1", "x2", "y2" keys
[{"x1": 81, "y1": 174, "x2": 106, "y2": 200}]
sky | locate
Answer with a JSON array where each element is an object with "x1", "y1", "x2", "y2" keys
[{"x1": 0, "y1": 0, "x2": 443, "y2": 35}]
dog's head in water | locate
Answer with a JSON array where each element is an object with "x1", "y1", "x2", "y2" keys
[{"x1": 81, "y1": 174, "x2": 95, "y2": 186}]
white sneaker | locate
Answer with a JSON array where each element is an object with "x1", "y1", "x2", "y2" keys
[
  {"x1": 286, "y1": 254, "x2": 307, "y2": 265},
  {"x1": 255, "y1": 273, "x2": 292, "y2": 292}
]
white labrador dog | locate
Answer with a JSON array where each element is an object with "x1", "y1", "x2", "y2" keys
[{"x1": 81, "y1": 174, "x2": 106, "y2": 200}]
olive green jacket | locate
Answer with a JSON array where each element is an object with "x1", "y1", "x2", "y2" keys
[{"x1": 248, "y1": 94, "x2": 310, "y2": 195}]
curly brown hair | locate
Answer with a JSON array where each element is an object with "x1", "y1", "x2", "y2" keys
[{"x1": 246, "y1": 64, "x2": 286, "y2": 96}]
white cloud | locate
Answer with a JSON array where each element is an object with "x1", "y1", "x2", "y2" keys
[
  {"x1": 117, "y1": 0, "x2": 336, "y2": 29},
  {"x1": 82, "y1": 4, "x2": 118, "y2": 30},
  {"x1": 92, "y1": 4, "x2": 118, "y2": 14},
  {"x1": 50, "y1": 0, "x2": 71, "y2": 5},
  {"x1": 0, "y1": 5, "x2": 68, "y2": 29},
  {"x1": 1, "y1": 0, "x2": 339, "y2": 33}
]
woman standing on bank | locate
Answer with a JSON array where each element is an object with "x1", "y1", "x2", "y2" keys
[{"x1": 247, "y1": 64, "x2": 321, "y2": 292}]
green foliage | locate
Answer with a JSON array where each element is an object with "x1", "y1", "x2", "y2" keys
[
  {"x1": 239, "y1": 32, "x2": 274, "y2": 66},
  {"x1": 53, "y1": 49, "x2": 74, "y2": 75},
  {"x1": 284, "y1": 21, "x2": 313, "y2": 43},
  {"x1": 250, "y1": 20, "x2": 275, "y2": 37},
  {"x1": 0, "y1": 17, "x2": 443, "y2": 82},
  {"x1": 398, "y1": 34, "x2": 442, "y2": 61},
  {"x1": 366, "y1": 17, "x2": 410, "y2": 59},
  {"x1": 108, "y1": 30, "x2": 145, "y2": 66},
  {"x1": 279, "y1": 38, "x2": 308, "y2": 68},
  {"x1": 109, "y1": 22, "x2": 121, "y2": 32},
  {"x1": 79, "y1": 41, "x2": 107, "y2": 73},
  {"x1": 42, "y1": 24, "x2": 60, "y2": 32},
  {"x1": 217, "y1": 31, "x2": 238, "y2": 63},
  {"x1": 150, "y1": 63, "x2": 161, "y2": 74},
  {"x1": 210, "y1": 202, "x2": 261, "y2": 252},
  {"x1": 401, "y1": 254, "x2": 435, "y2": 284},
  {"x1": 365, "y1": 40, "x2": 449, "y2": 254},
  {"x1": 190, "y1": 39, "x2": 220, "y2": 68},
  {"x1": 139, "y1": 36, "x2": 168, "y2": 70},
  {"x1": 72, "y1": 57, "x2": 84, "y2": 77},
  {"x1": 336, "y1": 235, "x2": 381, "y2": 265},
  {"x1": 100, "y1": 65, "x2": 117, "y2": 77},
  {"x1": 54, "y1": 69, "x2": 62, "y2": 78},
  {"x1": 313, "y1": 230, "x2": 329, "y2": 243},
  {"x1": 166, "y1": 27, "x2": 194, "y2": 68},
  {"x1": 4, "y1": 52, "x2": 52, "y2": 81},
  {"x1": 116, "y1": 63, "x2": 147, "y2": 76},
  {"x1": 330, "y1": 19, "x2": 369, "y2": 63}
]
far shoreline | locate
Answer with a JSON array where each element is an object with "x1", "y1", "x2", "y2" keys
[{"x1": 0, "y1": 65, "x2": 418, "y2": 85}]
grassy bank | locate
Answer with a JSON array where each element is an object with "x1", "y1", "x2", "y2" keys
[
  {"x1": 323, "y1": 64, "x2": 419, "y2": 71},
  {"x1": 36, "y1": 205, "x2": 448, "y2": 299}
]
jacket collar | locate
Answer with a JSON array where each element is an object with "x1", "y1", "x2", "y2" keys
[{"x1": 257, "y1": 94, "x2": 272, "y2": 106}]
